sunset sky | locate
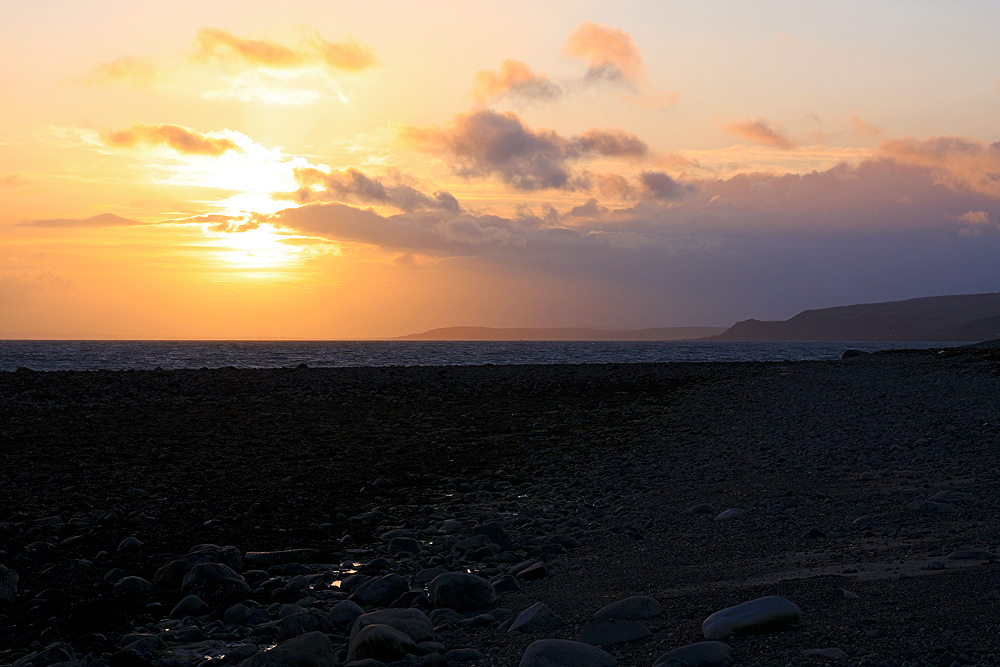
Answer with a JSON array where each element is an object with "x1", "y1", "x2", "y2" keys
[{"x1": 2, "y1": 0, "x2": 999, "y2": 338}]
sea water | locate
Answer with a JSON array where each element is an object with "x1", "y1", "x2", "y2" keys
[{"x1": 0, "y1": 339, "x2": 965, "y2": 372}]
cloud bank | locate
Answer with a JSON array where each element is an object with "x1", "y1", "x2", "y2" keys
[
  {"x1": 879, "y1": 136, "x2": 1000, "y2": 198},
  {"x1": 259, "y1": 151, "x2": 1000, "y2": 322}
]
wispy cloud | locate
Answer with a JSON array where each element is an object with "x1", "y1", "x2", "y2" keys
[
  {"x1": 849, "y1": 114, "x2": 882, "y2": 138},
  {"x1": 2, "y1": 174, "x2": 29, "y2": 190},
  {"x1": 21, "y1": 213, "x2": 144, "y2": 228},
  {"x1": 471, "y1": 60, "x2": 561, "y2": 103},
  {"x1": 723, "y1": 118, "x2": 796, "y2": 149},
  {"x1": 100, "y1": 123, "x2": 242, "y2": 156},
  {"x1": 192, "y1": 27, "x2": 374, "y2": 72},
  {"x1": 83, "y1": 56, "x2": 157, "y2": 88}
]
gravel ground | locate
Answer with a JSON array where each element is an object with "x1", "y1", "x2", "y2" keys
[{"x1": 2, "y1": 344, "x2": 1000, "y2": 667}]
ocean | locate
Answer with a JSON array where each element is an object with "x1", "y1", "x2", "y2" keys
[{"x1": 0, "y1": 339, "x2": 966, "y2": 372}]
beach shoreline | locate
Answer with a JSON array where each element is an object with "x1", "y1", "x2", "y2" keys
[{"x1": 3, "y1": 348, "x2": 1000, "y2": 665}]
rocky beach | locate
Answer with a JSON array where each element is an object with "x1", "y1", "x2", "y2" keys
[{"x1": 3, "y1": 344, "x2": 1000, "y2": 667}]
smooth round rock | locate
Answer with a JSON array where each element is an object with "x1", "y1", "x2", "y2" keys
[
  {"x1": 351, "y1": 573, "x2": 409, "y2": 607},
  {"x1": 702, "y1": 596, "x2": 801, "y2": 640},
  {"x1": 181, "y1": 562, "x2": 250, "y2": 603},
  {"x1": 388, "y1": 537, "x2": 421, "y2": 556},
  {"x1": 347, "y1": 623, "x2": 417, "y2": 663},
  {"x1": 509, "y1": 602, "x2": 562, "y2": 634},
  {"x1": 224, "y1": 603, "x2": 254, "y2": 626},
  {"x1": 516, "y1": 563, "x2": 547, "y2": 581},
  {"x1": 329, "y1": 599, "x2": 366, "y2": 626},
  {"x1": 594, "y1": 595, "x2": 662, "y2": 620},
  {"x1": 153, "y1": 559, "x2": 192, "y2": 591},
  {"x1": 715, "y1": 509, "x2": 746, "y2": 521},
  {"x1": 112, "y1": 576, "x2": 153, "y2": 607},
  {"x1": 519, "y1": 639, "x2": 616, "y2": 667},
  {"x1": 654, "y1": 641, "x2": 733, "y2": 667},
  {"x1": 117, "y1": 536, "x2": 143, "y2": 553},
  {"x1": 170, "y1": 594, "x2": 208, "y2": 618},
  {"x1": 428, "y1": 572, "x2": 496, "y2": 610},
  {"x1": 350, "y1": 608, "x2": 434, "y2": 643}
]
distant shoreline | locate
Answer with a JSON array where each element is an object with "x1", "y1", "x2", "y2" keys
[{"x1": 395, "y1": 326, "x2": 727, "y2": 341}]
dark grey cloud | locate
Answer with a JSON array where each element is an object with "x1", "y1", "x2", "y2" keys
[
  {"x1": 400, "y1": 109, "x2": 650, "y2": 191},
  {"x1": 289, "y1": 167, "x2": 460, "y2": 212},
  {"x1": 640, "y1": 172, "x2": 695, "y2": 201}
]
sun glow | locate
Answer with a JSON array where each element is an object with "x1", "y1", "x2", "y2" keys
[
  {"x1": 147, "y1": 130, "x2": 318, "y2": 216},
  {"x1": 202, "y1": 222, "x2": 327, "y2": 271}
]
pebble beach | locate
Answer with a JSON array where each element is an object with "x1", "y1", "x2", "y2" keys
[{"x1": 3, "y1": 343, "x2": 1000, "y2": 667}]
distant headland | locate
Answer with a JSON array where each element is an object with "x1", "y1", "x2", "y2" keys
[
  {"x1": 396, "y1": 326, "x2": 727, "y2": 341},
  {"x1": 711, "y1": 292, "x2": 1000, "y2": 342},
  {"x1": 400, "y1": 292, "x2": 1000, "y2": 342}
]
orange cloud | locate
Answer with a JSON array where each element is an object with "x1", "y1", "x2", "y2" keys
[
  {"x1": 561, "y1": 22, "x2": 675, "y2": 108},
  {"x1": 194, "y1": 28, "x2": 304, "y2": 67},
  {"x1": 723, "y1": 118, "x2": 796, "y2": 149},
  {"x1": 879, "y1": 136, "x2": 1000, "y2": 198},
  {"x1": 100, "y1": 123, "x2": 241, "y2": 156},
  {"x1": 471, "y1": 60, "x2": 561, "y2": 102},
  {"x1": 849, "y1": 114, "x2": 882, "y2": 138},
  {"x1": 193, "y1": 27, "x2": 374, "y2": 71},
  {"x1": 400, "y1": 109, "x2": 649, "y2": 191},
  {"x1": 2, "y1": 174, "x2": 29, "y2": 189},
  {"x1": 85, "y1": 56, "x2": 157, "y2": 88},
  {"x1": 562, "y1": 21, "x2": 645, "y2": 84},
  {"x1": 316, "y1": 39, "x2": 376, "y2": 71}
]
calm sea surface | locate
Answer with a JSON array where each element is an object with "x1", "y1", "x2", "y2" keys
[{"x1": 0, "y1": 340, "x2": 966, "y2": 372}]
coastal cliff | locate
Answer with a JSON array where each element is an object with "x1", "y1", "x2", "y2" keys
[{"x1": 713, "y1": 292, "x2": 1000, "y2": 341}]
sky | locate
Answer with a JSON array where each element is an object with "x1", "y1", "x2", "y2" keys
[{"x1": 1, "y1": 0, "x2": 999, "y2": 339}]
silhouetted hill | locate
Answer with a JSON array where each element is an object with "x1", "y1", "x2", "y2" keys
[
  {"x1": 397, "y1": 326, "x2": 727, "y2": 341},
  {"x1": 713, "y1": 292, "x2": 1000, "y2": 341}
]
